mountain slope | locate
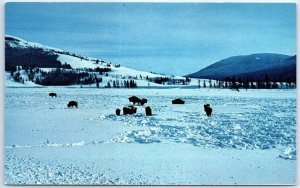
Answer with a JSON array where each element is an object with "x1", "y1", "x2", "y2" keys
[
  {"x1": 188, "y1": 53, "x2": 296, "y2": 82},
  {"x1": 5, "y1": 35, "x2": 61, "y2": 69},
  {"x1": 5, "y1": 35, "x2": 190, "y2": 87}
]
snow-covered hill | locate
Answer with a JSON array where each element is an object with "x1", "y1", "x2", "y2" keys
[
  {"x1": 5, "y1": 35, "x2": 193, "y2": 88},
  {"x1": 188, "y1": 53, "x2": 296, "y2": 82}
]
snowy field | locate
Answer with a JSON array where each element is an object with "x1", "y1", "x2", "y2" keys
[{"x1": 4, "y1": 87, "x2": 296, "y2": 185}]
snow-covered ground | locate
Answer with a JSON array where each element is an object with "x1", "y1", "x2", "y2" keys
[{"x1": 4, "y1": 87, "x2": 296, "y2": 185}]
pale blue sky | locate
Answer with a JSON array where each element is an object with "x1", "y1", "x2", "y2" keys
[{"x1": 5, "y1": 3, "x2": 296, "y2": 75}]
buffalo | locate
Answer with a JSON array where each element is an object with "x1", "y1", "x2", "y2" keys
[
  {"x1": 172, "y1": 99, "x2": 185, "y2": 104},
  {"x1": 129, "y1": 96, "x2": 140, "y2": 105},
  {"x1": 204, "y1": 104, "x2": 212, "y2": 116},
  {"x1": 140, "y1": 98, "x2": 148, "y2": 105},
  {"x1": 115, "y1": 108, "x2": 121, "y2": 116},
  {"x1": 145, "y1": 106, "x2": 152, "y2": 116},
  {"x1": 67, "y1": 101, "x2": 78, "y2": 108},
  {"x1": 49, "y1": 92, "x2": 57, "y2": 97},
  {"x1": 123, "y1": 105, "x2": 137, "y2": 115},
  {"x1": 128, "y1": 96, "x2": 148, "y2": 105}
]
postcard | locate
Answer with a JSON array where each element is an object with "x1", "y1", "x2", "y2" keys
[{"x1": 4, "y1": 2, "x2": 296, "y2": 185}]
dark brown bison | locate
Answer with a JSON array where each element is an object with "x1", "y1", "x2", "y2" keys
[
  {"x1": 49, "y1": 92, "x2": 57, "y2": 97},
  {"x1": 129, "y1": 96, "x2": 140, "y2": 105},
  {"x1": 145, "y1": 106, "x2": 152, "y2": 116},
  {"x1": 128, "y1": 96, "x2": 148, "y2": 105},
  {"x1": 204, "y1": 104, "x2": 212, "y2": 116},
  {"x1": 172, "y1": 99, "x2": 185, "y2": 104},
  {"x1": 140, "y1": 98, "x2": 148, "y2": 105},
  {"x1": 67, "y1": 101, "x2": 78, "y2": 108},
  {"x1": 115, "y1": 108, "x2": 121, "y2": 116},
  {"x1": 123, "y1": 105, "x2": 137, "y2": 115}
]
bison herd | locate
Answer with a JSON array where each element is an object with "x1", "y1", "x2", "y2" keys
[
  {"x1": 116, "y1": 96, "x2": 212, "y2": 117},
  {"x1": 122, "y1": 106, "x2": 137, "y2": 115},
  {"x1": 116, "y1": 96, "x2": 151, "y2": 116},
  {"x1": 48, "y1": 92, "x2": 213, "y2": 117}
]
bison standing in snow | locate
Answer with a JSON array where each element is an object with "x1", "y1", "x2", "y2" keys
[
  {"x1": 123, "y1": 105, "x2": 137, "y2": 115},
  {"x1": 129, "y1": 96, "x2": 140, "y2": 105},
  {"x1": 145, "y1": 106, "x2": 152, "y2": 116},
  {"x1": 67, "y1": 101, "x2": 78, "y2": 108},
  {"x1": 204, "y1": 104, "x2": 212, "y2": 116},
  {"x1": 49, "y1": 92, "x2": 57, "y2": 97},
  {"x1": 140, "y1": 98, "x2": 148, "y2": 105},
  {"x1": 115, "y1": 108, "x2": 121, "y2": 116},
  {"x1": 128, "y1": 96, "x2": 148, "y2": 105},
  {"x1": 172, "y1": 99, "x2": 185, "y2": 104}
]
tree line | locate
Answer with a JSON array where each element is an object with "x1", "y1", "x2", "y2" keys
[
  {"x1": 146, "y1": 76, "x2": 192, "y2": 85},
  {"x1": 197, "y1": 75, "x2": 296, "y2": 90},
  {"x1": 8, "y1": 65, "x2": 139, "y2": 88},
  {"x1": 9, "y1": 65, "x2": 102, "y2": 86},
  {"x1": 105, "y1": 80, "x2": 137, "y2": 88}
]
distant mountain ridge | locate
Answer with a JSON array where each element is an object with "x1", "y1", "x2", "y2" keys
[{"x1": 188, "y1": 53, "x2": 296, "y2": 82}]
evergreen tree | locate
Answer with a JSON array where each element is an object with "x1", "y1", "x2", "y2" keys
[
  {"x1": 272, "y1": 82, "x2": 278, "y2": 89},
  {"x1": 35, "y1": 77, "x2": 41, "y2": 85},
  {"x1": 107, "y1": 81, "x2": 111, "y2": 88},
  {"x1": 264, "y1": 74, "x2": 271, "y2": 89},
  {"x1": 116, "y1": 79, "x2": 120, "y2": 88},
  {"x1": 129, "y1": 80, "x2": 133, "y2": 88},
  {"x1": 13, "y1": 72, "x2": 21, "y2": 82},
  {"x1": 230, "y1": 76, "x2": 239, "y2": 91},
  {"x1": 113, "y1": 80, "x2": 116, "y2": 88},
  {"x1": 287, "y1": 78, "x2": 292, "y2": 89},
  {"x1": 95, "y1": 77, "x2": 100, "y2": 88},
  {"x1": 243, "y1": 77, "x2": 250, "y2": 90},
  {"x1": 238, "y1": 77, "x2": 242, "y2": 87},
  {"x1": 224, "y1": 81, "x2": 228, "y2": 88},
  {"x1": 250, "y1": 78, "x2": 255, "y2": 89},
  {"x1": 124, "y1": 80, "x2": 128, "y2": 88},
  {"x1": 134, "y1": 80, "x2": 137, "y2": 88}
]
